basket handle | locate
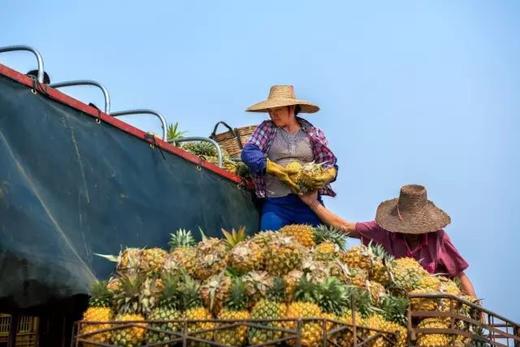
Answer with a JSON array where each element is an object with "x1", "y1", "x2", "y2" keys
[{"x1": 210, "y1": 121, "x2": 244, "y2": 149}]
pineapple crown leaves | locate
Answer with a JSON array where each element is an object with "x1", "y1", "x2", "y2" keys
[
  {"x1": 88, "y1": 280, "x2": 113, "y2": 307},
  {"x1": 198, "y1": 226, "x2": 209, "y2": 242},
  {"x1": 158, "y1": 273, "x2": 183, "y2": 309},
  {"x1": 293, "y1": 275, "x2": 320, "y2": 304},
  {"x1": 316, "y1": 277, "x2": 350, "y2": 315},
  {"x1": 169, "y1": 228, "x2": 196, "y2": 250},
  {"x1": 167, "y1": 122, "x2": 186, "y2": 143},
  {"x1": 266, "y1": 277, "x2": 287, "y2": 303},
  {"x1": 313, "y1": 225, "x2": 348, "y2": 250},
  {"x1": 177, "y1": 271, "x2": 202, "y2": 310},
  {"x1": 379, "y1": 295, "x2": 409, "y2": 326},
  {"x1": 344, "y1": 285, "x2": 381, "y2": 318},
  {"x1": 224, "y1": 277, "x2": 249, "y2": 311},
  {"x1": 222, "y1": 226, "x2": 247, "y2": 249}
]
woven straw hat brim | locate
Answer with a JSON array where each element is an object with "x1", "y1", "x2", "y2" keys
[
  {"x1": 246, "y1": 98, "x2": 319, "y2": 113},
  {"x1": 375, "y1": 198, "x2": 451, "y2": 234}
]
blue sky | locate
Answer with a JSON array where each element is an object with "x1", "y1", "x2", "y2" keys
[{"x1": 2, "y1": 1, "x2": 519, "y2": 320}]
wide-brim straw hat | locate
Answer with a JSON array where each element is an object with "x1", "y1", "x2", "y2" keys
[
  {"x1": 375, "y1": 184, "x2": 451, "y2": 234},
  {"x1": 246, "y1": 85, "x2": 320, "y2": 113}
]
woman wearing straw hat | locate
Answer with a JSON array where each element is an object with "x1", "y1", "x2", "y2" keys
[
  {"x1": 299, "y1": 184, "x2": 477, "y2": 297},
  {"x1": 242, "y1": 85, "x2": 338, "y2": 231}
]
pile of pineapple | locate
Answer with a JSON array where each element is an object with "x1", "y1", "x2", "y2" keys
[{"x1": 82, "y1": 225, "x2": 479, "y2": 347}]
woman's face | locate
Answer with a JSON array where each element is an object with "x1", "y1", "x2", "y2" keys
[{"x1": 268, "y1": 106, "x2": 294, "y2": 128}]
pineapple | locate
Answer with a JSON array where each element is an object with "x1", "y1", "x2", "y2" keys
[
  {"x1": 390, "y1": 257, "x2": 429, "y2": 292},
  {"x1": 199, "y1": 271, "x2": 232, "y2": 315},
  {"x1": 193, "y1": 235, "x2": 228, "y2": 280},
  {"x1": 146, "y1": 274, "x2": 183, "y2": 345},
  {"x1": 285, "y1": 301, "x2": 323, "y2": 347},
  {"x1": 348, "y1": 267, "x2": 369, "y2": 288},
  {"x1": 264, "y1": 234, "x2": 304, "y2": 275},
  {"x1": 334, "y1": 310, "x2": 363, "y2": 347},
  {"x1": 180, "y1": 274, "x2": 215, "y2": 346},
  {"x1": 410, "y1": 275, "x2": 442, "y2": 312},
  {"x1": 362, "y1": 313, "x2": 397, "y2": 347},
  {"x1": 182, "y1": 141, "x2": 218, "y2": 157},
  {"x1": 368, "y1": 243, "x2": 393, "y2": 285},
  {"x1": 313, "y1": 241, "x2": 339, "y2": 262},
  {"x1": 227, "y1": 239, "x2": 264, "y2": 273},
  {"x1": 289, "y1": 161, "x2": 332, "y2": 193},
  {"x1": 280, "y1": 224, "x2": 316, "y2": 248},
  {"x1": 248, "y1": 279, "x2": 287, "y2": 346},
  {"x1": 314, "y1": 277, "x2": 349, "y2": 316},
  {"x1": 214, "y1": 278, "x2": 251, "y2": 346},
  {"x1": 439, "y1": 277, "x2": 462, "y2": 311},
  {"x1": 380, "y1": 295, "x2": 409, "y2": 326},
  {"x1": 416, "y1": 318, "x2": 451, "y2": 347},
  {"x1": 224, "y1": 227, "x2": 264, "y2": 273},
  {"x1": 283, "y1": 269, "x2": 304, "y2": 301},
  {"x1": 169, "y1": 229, "x2": 197, "y2": 276},
  {"x1": 80, "y1": 280, "x2": 113, "y2": 346},
  {"x1": 116, "y1": 247, "x2": 143, "y2": 276},
  {"x1": 111, "y1": 274, "x2": 148, "y2": 347},
  {"x1": 366, "y1": 280, "x2": 387, "y2": 303},
  {"x1": 312, "y1": 224, "x2": 347, "y2": 250},
  {"x1": 140, "y1": 247, "x2": 167, "y2": 276},
  {"x1": 242, "y1": 271, "x2": 273, "y2": 307},
  {"x1": 341, "y1": 245, "x2": 372, "y2": 271}
]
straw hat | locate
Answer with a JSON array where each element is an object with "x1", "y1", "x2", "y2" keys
[
  {"x1": 375, "y1": 184, "x2": 451, "y2": 234},
  {"x1": 246, "y1": 85, "x2": 320, "y2": 113}
]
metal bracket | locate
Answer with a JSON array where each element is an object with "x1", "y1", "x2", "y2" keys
[
  {"x1": 0, "y1": 45, "x2": 45, "y2": 83},
  {"x1": 111, "y1": 109, "x2": 167, "y2": 142},
  {"x1": 174, "y1": 137, "x2": 223, "y2": 168},
  {"x1": 50, "y1": 80, "x2": 111, "y2": 114}
]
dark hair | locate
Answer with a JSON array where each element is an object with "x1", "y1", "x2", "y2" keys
[
  {"x1": 26, "y1": 69, "x2": 51, "y2": 84},
  {"x1": 294, "y1": 105, "x2": 301, "y2": 116}
]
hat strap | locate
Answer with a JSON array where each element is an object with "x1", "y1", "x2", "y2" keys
[{"x1": 396, "y1": 205, "x2": 404, "y2": 221}]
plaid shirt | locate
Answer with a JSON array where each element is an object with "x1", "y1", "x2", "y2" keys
[{"x1": 244, "y1": 118, "x2": 338, "y2": 198}]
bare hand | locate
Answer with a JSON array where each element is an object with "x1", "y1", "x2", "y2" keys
[{"x1": 298, "y1": 191, "x2": 319, "y2": 206}]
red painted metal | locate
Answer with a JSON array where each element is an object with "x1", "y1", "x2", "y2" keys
[{"x1": 0, "y1": 64, "x2": 244, "y2": 184}]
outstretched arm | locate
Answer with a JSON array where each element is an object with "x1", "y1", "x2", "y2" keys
[
  {"x1": 299, "y1": 192, "x2": 360, "y2": 238},
  {"x1": 456, "y1": 272, "x2": 477, "y2": 298}
]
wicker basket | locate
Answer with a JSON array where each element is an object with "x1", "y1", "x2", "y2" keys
[{"x1": 210, "y1": 121, "x2": 257, "y2": 158}]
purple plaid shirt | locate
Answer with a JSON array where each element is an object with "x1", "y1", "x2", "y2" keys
[{"x1": 242, "y1": 118, "x2": 338, "y2": 198}]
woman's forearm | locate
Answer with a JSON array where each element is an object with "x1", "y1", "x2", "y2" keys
[
  {"x1": 457, "y1": 272, "x2": 477, "y2": 298},
  {"x1": 307, "y1": 200, "x2": 358, "y2": 237}
]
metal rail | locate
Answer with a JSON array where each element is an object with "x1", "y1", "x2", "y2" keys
[
  {"x1": 50, "y1": 80, "x2": 111, "y2": 114},
  {"x1": 0, "y1": 45, "x2": 45, "y2": 83},
  {"x1": 173, "y1": 137, "x2": 224, "y2": 168},
  {"x1": 110, "y1": 109, "x2": 167, "y2": 142}
]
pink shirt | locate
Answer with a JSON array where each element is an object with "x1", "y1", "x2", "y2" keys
[{"x1": 355, "y1": 221, "x2": 468, "y2": 277}]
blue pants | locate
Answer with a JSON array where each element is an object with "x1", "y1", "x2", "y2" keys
[{"x1": 260, "y1": 194, "x2": 322, "y2": 231}]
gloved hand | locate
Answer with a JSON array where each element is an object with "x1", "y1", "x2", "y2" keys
[
  {"x1": 307, "y1": 167, "x2": 336, "y2": 189},
  {"x1": 266, "y1": 159, "x2": 300, "y2": 192}
]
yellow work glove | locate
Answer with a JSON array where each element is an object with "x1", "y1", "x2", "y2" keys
[
  {"x1": 308, "y1": 167, "x2": 337, "y2": 189},
  {"x1": 266, "y1": 159, "x2": 300, "y2": 192}
]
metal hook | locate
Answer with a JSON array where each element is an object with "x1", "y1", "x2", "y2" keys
[
  {"x1": 0, "y1": 45, "x2": 45, "y2": 83},
  {"x1": 50, "y1": 80, "x2": 111, "y2": 114},
  {"x1": 111, "y1": 109, "x2": 167, "y2": 142}
]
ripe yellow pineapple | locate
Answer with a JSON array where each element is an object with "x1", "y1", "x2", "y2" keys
[
  {"x1": 242, "y1": 271, "x2": 273, "y2": 308},
  {"x1": 248, "y1": 279, "x2": 287, "y2": 346},
  {"x1": 169, "y1": 229, "x2": 197, "y2": 276},
  {"x1": 280, "y1": 224, "x2": 316, "y2": 248},
  {"x1": 146, "y1": 274, "x2": 183, "y2": 345},
  {"x1": 439, "y1": 277, "x2": 462, "y2": 311},
  {"x1": 80, "y1": 280, "x2": 113, "y2": 347},
  {"x1": 367, "y1": 243, "x2": 393, "y2": 285},
  {"x1": 313, "y1": 241, "x2": 339, "y2": 261},
  {"x1": 285, "y1": 301, "x2": 323, "y2": 347},
  {"x1": 342, "y1": 245, "x2": 372, "y2": 270},
  {"x1": 192, "y1": 235, "x2": 228, "y2": 280},
  {"x1": 416, "y1": 318, "x2": 451, "y2": 347},
  {"x1": 227, "y1": 239, "x2": 264, "y2": 273},
  {"x1": 140, "y1": 247, "x2": 167, "y2": 276},
  {"x1": 334, "y1": 310, "x2": 363, "y2": 346},
  {"x1": 390, "y1": 257, "x2": 429, "y2": 292},
  {"x1": 362, "y1": 313, "x2": 397, "y2": 347},
  {"x1": 111, "y1": 275, "x2": 148, "y2": 347},
  {"x1": 264, "y1": 234, "x2": 304, "y2": 275},
  {"x1": 214, "y1": 278, "x2": 251, "y2": 347},
  {"x1": 199, "y1": 272, "x2": 232, "y2": 315},
  {"x1": 366, "y1": 280, "x2": 387, "y2": 303},
  {"x1": 410, "y1": 275, "x2": 442, "y2": 312},
  {"x1": 180, "y1": 274, "x2": 215, "y2": 346}
]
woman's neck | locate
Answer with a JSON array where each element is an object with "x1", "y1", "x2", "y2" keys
[{"x1": 282, "y1": 118, "x2": 300, "y2": 134}]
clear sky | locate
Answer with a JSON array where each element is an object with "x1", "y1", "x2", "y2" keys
[{"x1": 2, "y1": 1, "x2": 519, "y2": 320}]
